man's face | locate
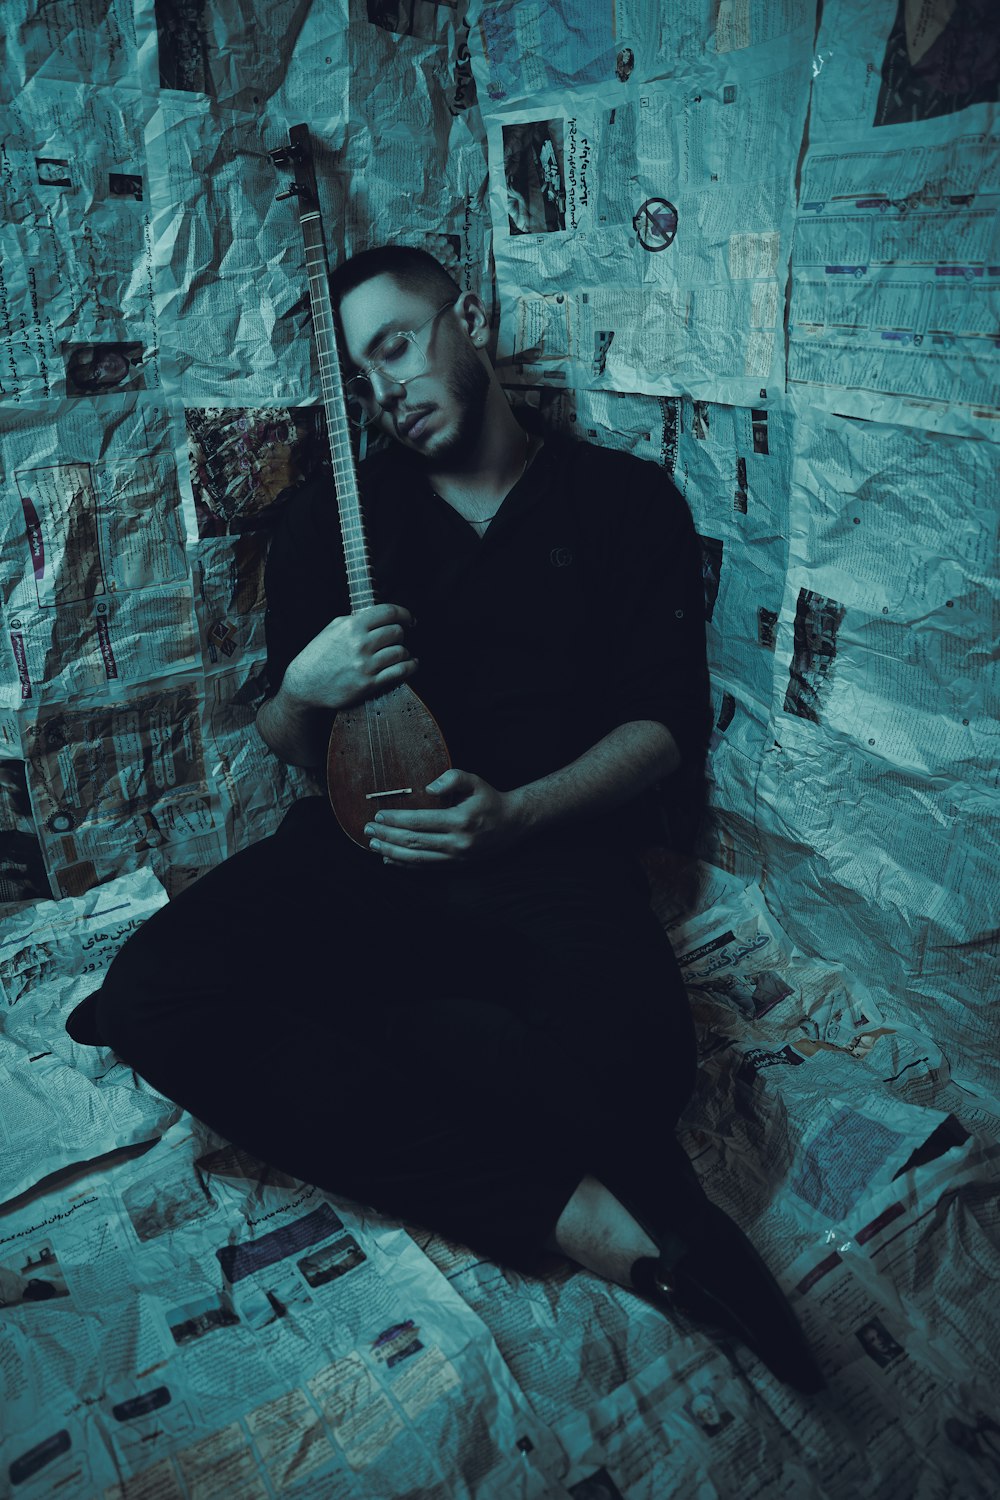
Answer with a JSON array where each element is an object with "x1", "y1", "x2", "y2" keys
[
  {"x1": 864, "y1": 1326, "x2": 893, "y2": 1357},
  {"x1": 337, "y1": 273, "x2": 490, "y2": 464}
]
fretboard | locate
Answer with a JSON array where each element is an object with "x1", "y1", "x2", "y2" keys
[{"x1": 301, "y1": 210, "x2": 375, "y2": 613}]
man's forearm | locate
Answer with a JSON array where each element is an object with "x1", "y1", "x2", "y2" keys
[
  {"x1": 256, "y1": 681, "x2": 331, "y2": 768},
  {"x1": 507, "y1": 719, "x2": 680, "y2": 837}
]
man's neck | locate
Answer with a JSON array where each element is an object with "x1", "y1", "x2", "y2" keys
[{"x1": 425, "y1": 389, "x2": 531, "y2": 519}]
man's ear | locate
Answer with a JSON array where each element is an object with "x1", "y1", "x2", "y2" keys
[{"x1": 456, "y1": 291, "x2": 489, "y2": 346}]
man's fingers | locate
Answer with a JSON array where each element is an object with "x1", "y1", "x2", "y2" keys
[
  {"x1": 358, "y1": 602, "x2": 414, "y2": 630},
  {"x1": 378, "y1": 846, "x2": 450, "y2": 866},
  {"x1": 373, "y1": 657, "x2": 418, "y2": 687},
  {"x1": 369, "y1": 806, "x2": 455, "y2": 834},
  {"x1": 425, "y1": 768, "x2": 476, "y2": 803},
  {"x1": 370, "y1": 643, "x2": 411, "y2": 670},
  {"x1": 366, "y1": 623, "x2": 407, "y2": 651},
  {"x1": 369, "y1": 830, "x2": 450, "y2": 852},
  {"x1": 366, "y1": 820, "x2": 457, "y2": 864}
]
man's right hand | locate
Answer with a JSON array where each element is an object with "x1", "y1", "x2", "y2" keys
[{"x1": 282, "y1": 603, "x2": 418, "y2": 713}]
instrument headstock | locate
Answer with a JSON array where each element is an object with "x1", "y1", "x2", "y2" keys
[{"x1": 268, "y1": 125, "x2": 320, "y2": 213}]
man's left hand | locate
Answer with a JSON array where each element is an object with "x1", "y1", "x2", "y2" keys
[{"x1": 365, "y1": 769, "x2": 525, "y2": 865}]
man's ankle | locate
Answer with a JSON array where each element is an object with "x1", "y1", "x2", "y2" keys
[{"x1": 548, "y1": 1174, "x2": 660, "y2": 1288}]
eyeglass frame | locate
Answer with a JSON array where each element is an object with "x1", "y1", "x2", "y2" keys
[{"x1": 343, "y1": 297, "x2": 457, "y2": 428}]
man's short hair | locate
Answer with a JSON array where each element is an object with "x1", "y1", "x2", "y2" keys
[{"x1": 329, "y1": 244, "x2": 461, "y2": 312}]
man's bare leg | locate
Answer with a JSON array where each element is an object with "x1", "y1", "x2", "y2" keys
[
  {"x1": 542, "y1": 1173, "x2": 659, "y2": 1289},
  {"x1": 546, "y1": 1172, "x2": 826, "y2": 1394}
]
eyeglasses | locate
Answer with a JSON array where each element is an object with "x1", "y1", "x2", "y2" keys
[{"x1": 344, "y1": 299, "x2": 455, "y2": 428}]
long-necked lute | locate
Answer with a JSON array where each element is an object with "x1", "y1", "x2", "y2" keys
[{"x1": 269, "y1": 125, "x2": 451, "y2": 848}]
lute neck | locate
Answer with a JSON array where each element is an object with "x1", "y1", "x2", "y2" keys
[{"x1": 300, "y1": 210, "x2": 375, "y2": 613}]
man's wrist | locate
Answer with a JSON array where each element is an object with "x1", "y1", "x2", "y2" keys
[
  {"x1": 277, "y1": 663, "x2": 310, "y2": 715},
  {"x1": 504, "y1": 783, "x2": 543, "y2": 837},
  {"x1": 257, "y1": 672, "x2": 331, "y2": 768}
]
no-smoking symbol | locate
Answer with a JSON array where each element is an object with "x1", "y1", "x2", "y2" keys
[{"x1": 633, "y1": 198, "x2": 678, "y2": 251}]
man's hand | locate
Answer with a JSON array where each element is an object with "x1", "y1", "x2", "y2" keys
[
  {"x1": 284, "y1": 602, "x2": 417, "y2": 714},
  {"x1": 365, "y1": 769, "x2": 527, "y2": 865},
  {"x1": 360, "y1": 720, "x2": 679, "y2": 864}
]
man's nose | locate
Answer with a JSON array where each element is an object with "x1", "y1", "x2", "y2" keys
[{"x1": 369, "y1": 367, "x2": 405, "y2": 408}]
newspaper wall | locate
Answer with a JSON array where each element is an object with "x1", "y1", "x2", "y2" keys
[
  {"x1": 2, "y1": 0, "x2": 999, "y2": 1496},
  {"x1": 0, "y1": 0, "x2": 487, "y2": 903}
]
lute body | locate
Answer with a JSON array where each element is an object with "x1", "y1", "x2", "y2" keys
[
  {"x1": 270, "y1": 126, "x2": 450, "y2": 848},
  {"x1": 327, "y1": 684, "x2": 451, "y2": 847}
]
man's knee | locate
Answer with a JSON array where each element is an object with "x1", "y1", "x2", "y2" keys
[
  {"x1": 64, "y1": 961, "x2": 143, "y2": 1055},
  {"x1": 92, "y1": 961, "x2": 143, "y2": 1061}
]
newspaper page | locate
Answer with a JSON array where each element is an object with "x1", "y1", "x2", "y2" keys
[
  {"x1": 0, "y1": 0, "x2": 139, "y2": 106},
  {"x1": 0, "y1": 758, "x2": 50, "y2": 905},
  {"x1": 506, "y1": 383, "x2": 674, "y2": 465},
  {"x1": 756, "y1": 413, "x2": 999, "y2": 1094},
  {"x1": 468, "y1": 0, "x2": 817, "y2": 105},
  {"x1": 133, "y1": 0, "x2": 351, "y2": 118},
  {"x1": 665, "y1": 882, "x2": 1000, "y2": 1272},
  {"x1": 0, "y1": 80, "x2": 157, "y2": 405},
  {"x1": 142, "y1": 97, "x2": 319, "y2": 406},
  {"x1": 0, "y1": 868, "x2": 179, "y2": 1204},
  {"x1": 784, "y1": 1141, "x2": 1000, "y2": 1494},
  {"x1": 777, "y1": 471, "x2": 996, "y2": 784},
  {"x1": 0, "y1": 398, "x2": 198, "y2": 703},
  {"x1": 0, "y1": 1120, "x2": 561, "y2": 1500},
  {"x1": 552, "y1": 1346, "x2": 838, "y2": 1498},
  {"x1": 324, "y1": 129, "x2": 492, "y2": 298},
  {"x1": 486, "y1": 44, "x2": 810, "y2": 404},
  {"x1": 757, "y1": 731, "x2": 998, "y2": 1086},
  {"x1": 788, "y1": 0, "x2": 1000, "y2": 436},
  {"x1": 21, "y1": 684, "x2": 227, "y2": 897},
  {"x1": 0, "y1": 389, "x2": 316, "y2": 891},
  {"x1": 418, "y1": 1240, "x2": 698, "y2": 1436},
  {"x1": 671, "y1": 881, "x2": 886, "y2": 1050}
]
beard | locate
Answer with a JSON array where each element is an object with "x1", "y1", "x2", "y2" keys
[{"x1": 418, "y1": 345, "x2": 492, "y2": 470}]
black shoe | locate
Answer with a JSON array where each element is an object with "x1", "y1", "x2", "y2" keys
[{"x1": 630, "y1": 1203, "x2": 825, "y2": 1395}]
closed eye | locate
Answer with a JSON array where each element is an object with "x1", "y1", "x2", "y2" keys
[{"x1": 378, "y1": 334, "x2": 410, "y2": 364}]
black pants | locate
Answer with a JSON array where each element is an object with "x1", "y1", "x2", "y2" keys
[{"x1": 83, "y1": 798, "x2": 700, "y2": 1269}]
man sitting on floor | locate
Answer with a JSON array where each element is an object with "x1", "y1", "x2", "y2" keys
[{"x1": 69, "y1": 245, "x2": 822, "y2": 1394}]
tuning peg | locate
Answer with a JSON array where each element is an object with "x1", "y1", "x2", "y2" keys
[
  {"x1": 268, "y1": 145, "x2": 297, "y2": 166},
  {"x1": 276, "y1": 184, "x2": 302, "y2": 200}
]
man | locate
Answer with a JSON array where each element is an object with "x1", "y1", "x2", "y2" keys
[{"x1": 68, "y1": 246, "x2": 821, "y2": 1394}]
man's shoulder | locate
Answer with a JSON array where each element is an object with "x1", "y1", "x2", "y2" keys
[
  {"x1": 550, "y1": 433, "x2": 689, "y2": 528},
  {"x1": 543, "y1": 429, "x2": 673, "y2": 485}
]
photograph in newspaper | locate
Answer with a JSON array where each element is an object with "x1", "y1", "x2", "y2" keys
[{"x1": 501, "y1": 118, "x2": 567, "y2": 235}]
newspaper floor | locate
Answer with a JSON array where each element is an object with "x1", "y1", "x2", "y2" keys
[{"x1": 1, "y1": 873, "x2": 998, "y2": 1499}]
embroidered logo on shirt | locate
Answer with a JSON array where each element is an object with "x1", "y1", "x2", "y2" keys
[{"x1": 549, "y1": 547, "x2": 573, "y2": 568}]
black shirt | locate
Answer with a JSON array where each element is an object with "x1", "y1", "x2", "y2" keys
[{"x1": 263, "y1": 428, "x2": 709, "y2": 851}]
